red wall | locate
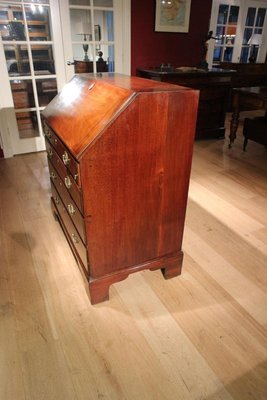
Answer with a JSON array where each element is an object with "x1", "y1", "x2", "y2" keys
[{"x1": 131, "y1": 0, "x2": 213, "y2": 75}]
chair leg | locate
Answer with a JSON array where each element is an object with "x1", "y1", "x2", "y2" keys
[{"x1": 243, "y1": 137, "x2": 248, "y2": 151}]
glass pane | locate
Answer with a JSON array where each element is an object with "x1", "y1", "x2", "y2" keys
[
  {"x1": 97, "y1": 44, "x2": 114, "y2": 71},
  {"x1": 94, "y1": 10, "x2": 113, "y2": 41},
  {"x1": 8, "y1": 20, "x2": 25, "y2": 39},
  {"x1": 240, "y1": 47, "x2": 249, "y2": 63},
  {"x1": 93, "y1": 0, "x2": 113, "y2": 6},
  {"x1": 27, "y1": 0, "x2": 49, "y2": 4},
  {"x1": 213, "y1": 46, "x2": 222, "y2": 62},
  {"x1": 249, "y1": 46, "x2": 259, "y2": 62},
  {"x1": 226, "y1": 25, "x2": 236, "y2": 44},
  {"x1": 10, "y1": 79, "x2": 35, "y2": 108},
  {"x1": 25, "y1": 5, "x2": 51, "y2": 41},
  {"x1": 256, "y1": 8, "x2": 266, "y2": 27},
  {"x1": 70, "y1": 9, "x2": 92, "y2": 41},
  {"x1": 69, "y1": 0, "x2": 91, "y2": 5},
  {"x1": 229, "y1": 6, "x2": 239, "y2": 23},
  {"x1": 216, "y1": 26, "x2": 225, "y2": 45},
  {"x1": 36, "y1": 78, "x2": 57, "y2": 106},
  {"x1": 95, "y1": 49, "x2": 108, "y2": 72},
  {"x1": 217, "y1": 4, "x2": 228, "y2": 24},
  {"x1": 4, "y1": 44, "x2": 30, "y2": 76},
  {"x1": 246, "y1": 8, "x2": 256, "y2": 26},
  {"x1": 254, "y1": 28, "x2": 262, "y2": 34},
  {"x1": 223, "y1": 46, "x2": 233, "y2": 62},
  {"x1": 243, "y1": 27, "x2": 253, "y2": 45},
  {"x1": 31, "y1": 44, "x2": 55, "y2": 74},
  {"x1": 0, "y1": 5, "x2": 25, "y2": 41},
  {"x1": 72, "y1": 43, "x2": 93, "y2": 61},
  {"x1": 16, "y1": 110, "x2": 39, "y2": 139}
]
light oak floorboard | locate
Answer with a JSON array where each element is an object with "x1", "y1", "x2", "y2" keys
[{"x1": 0, "y1": 115, "x2": 266, "y2": 400}]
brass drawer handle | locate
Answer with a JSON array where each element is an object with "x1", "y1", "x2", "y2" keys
[
  {"x1": 71, "y1": 233, "x2": 79, "y2": 244},
  {"x1": 47, "y1": 148, "x2": 53, "y2": 158},
  {"x1": 64, "y1": 176, "x2": 72, "y2": 189},
  {"x1": 50, "y1": 171, "x2": 57, "y2": 180},
  {"x1": 67, "y1": 203, "x2": 76, "y2": 216},
  {"x1": 62, "y1": 151, "x2": 70, "y2": 165},
  {"x1": 43, "y1": 125, "x2": 51, "y2": 139}
]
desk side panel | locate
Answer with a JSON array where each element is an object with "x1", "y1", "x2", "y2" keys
[{"x1": 81, "y1": 89, "x2": 199, "y2": 278}]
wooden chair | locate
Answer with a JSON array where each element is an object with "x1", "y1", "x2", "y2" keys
[{"x1": 243, "y1": 115, "x2": 267, "y2": 151}]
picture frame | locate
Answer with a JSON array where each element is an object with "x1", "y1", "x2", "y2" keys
[{"x1": 155, "y1": 0, "x2": 191, "y2": 33}]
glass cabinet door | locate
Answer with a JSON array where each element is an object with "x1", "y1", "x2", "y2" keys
[{"x1": 0, "y1": 0, "x2": 60, "y2": 155}]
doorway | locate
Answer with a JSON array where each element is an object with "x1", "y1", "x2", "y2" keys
[
  {"x1": 0, "y1": 0, "x2": 130, "y2": 157},
  {"x1": 208, "y1": 0, "x2": 267, "y2": 67}
]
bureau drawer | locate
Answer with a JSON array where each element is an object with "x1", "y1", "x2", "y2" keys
[
  {"x1": 48, "y1": 159, "x2": 83, "y2": 214},
  {"x1": 51, "y1": 187, "x2": 88, "y2": 271},
  {"x1": 43, "y1": 119, "x2": 81, "y2": 186},
  {"x1": 46, "y1": 139, "x2": 67, "y2": 182},
  {"x1": 51, "y1": 182, "x2": 86, "y2": 244}
]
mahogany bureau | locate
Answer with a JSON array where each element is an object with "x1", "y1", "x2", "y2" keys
[{"x1": 41, "y1": 74, "x2": 199, "y2": 304}]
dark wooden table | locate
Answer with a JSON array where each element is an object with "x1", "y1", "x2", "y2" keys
[
  {"x1": 137, "y1": 67, "x2": 235, "y2": 140},
  {"x1": 229, "y1": 86, "x2": 267, "y2": 147}
]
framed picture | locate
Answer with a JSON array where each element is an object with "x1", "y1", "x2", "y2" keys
[{"x1": 155, "y1": 0, "x2": 192, "y2": 33}]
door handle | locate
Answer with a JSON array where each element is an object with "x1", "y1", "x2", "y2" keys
[{"x1": 67, "y1": 60, "x2": 77, "y2": 66}]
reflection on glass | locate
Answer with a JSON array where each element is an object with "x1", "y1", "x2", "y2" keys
[
  {"x1": 69, "y1": 0, "x2": 92, "y2": 5},
  {"x1": 4, "y1": 44, "x2": 30, "y2": 76},
  {"x1": 97, "y1": 44, "x2": 114, "y2": 72},
  {"x1": 36, "y1": 78, "x2": 58, "y2": 106},
  {"x1": 27, "y1": 0, "x2": 49, "y2": 4},
  {"x1": 0, "y1": 5, "x2": 25, "y2": 41},
  {"x1": 72, "y1": 43, "x2": 93, "y2": 61},
  {"x1": 243, "y1": 28, "x2": 253, "y2": 45},
  {"x1": 240, "y1": 47, "x2": 249, "y2": 63},
  {"x1": 16, "y1": 110, "x2": 39, "y2": 139},
  {"x1": 246, "y1": 8, "x2": 256, "y2": 26},
  {"x1": 216, "y1": 26, "x2": 225, "y2": 45},
  {"x1": 95, "y1": 49, "x2": 108, "y2": 72},
  {"x1": 226, "y1": 25, "x2": 236, "y2": 45},
  {"x1": 94, "y1": 10, "x2": 113, "y2": 41},
  {"x1": 223, "y1": 46, "x2": 233, "y2": 62},
  {"x1": 229, "y1": 6, "x2": 239, "y2": 23},
  {"x1": 213, "y1": 46, "x2": 222, "y2": 62},
  {"x1": 94, "y1": 0, "x2": 113, "y2": 6},
  {"x1": 250, "y1": 46, "x2": 259, "y2": 61},
  {"x1": 256, "y1": 8, "x2": 266, "y2": 27},
  {"x1": 217, "y1": 5, "x2": 228, "y2": 24},
  {"x1": 70, "y1": 9, "x2": 92, "y2": 41},
  {"x1": 69, "y1": 0, "x2": 113, "y2": 4},
  {"x1": 25, "y1": 5, "x2": 51, "y2": 41},
  {"x1": 11, "y1": 80, "x2": 35, "y2": 108},
  {"x1": 254, "y1": 28, "x2": 262, "y2": 34},
  {"x1": 31, "y1": 44, "x2": 55, "y2": 74}
]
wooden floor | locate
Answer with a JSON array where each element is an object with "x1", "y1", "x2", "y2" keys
[{"x1": 1, "y1": 113, "x2": 267, "y2": 400}]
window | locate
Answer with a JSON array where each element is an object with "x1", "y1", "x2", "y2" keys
[
  {"x1": 208, "y1": 0, "x2": 267, "y2": 66},
  {"x1": 213, "y1": 4, "x2": 240, "y2": 63}
]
